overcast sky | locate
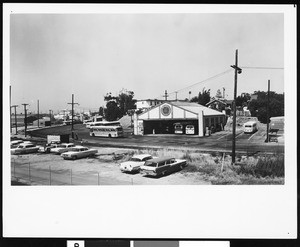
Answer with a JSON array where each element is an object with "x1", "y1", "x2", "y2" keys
[{"x1": 10, "y1": 12, "x2": 284, "y2": 113}]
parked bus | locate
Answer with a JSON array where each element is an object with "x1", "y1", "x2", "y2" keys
[
  {"x1": 270, "y1": 116, "x2": 284, "y2": 132},
  {"x1": 174, "y1": 123, "x2": 184, "y2": 134},
  {"x1": 243, "y1": 121, "x2": 258, "y2": 134},
  {"x1": 174, "y1": 122, "x2": 195, "y2": 135},
  {"x1": 88, "y1": 120, "x2": 121, "y2": 128},
  {"x1": 185, "y1": 125, "x2": 195, "y2": 135},
  {"x1": 90, "y1": 125, "x2": 124, "y2": 138}
]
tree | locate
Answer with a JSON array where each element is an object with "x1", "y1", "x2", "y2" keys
[
  {"x1": 215, "y1": 89, "x2": 222, "y2": 99},
  {"x1": 248, "y1": 91, "x2": 284, "y2": 123},
  {"x1": 104, "y1": 100, "x2": 121, "y2": 121},
  {"x1": 118, "y1": 89, "x2": 136, "y2": 116},
  {"x1": 99, "y1": 106, "x2": 104, "y2": 116},
  {"x1": 236, "y1": 93, "x2": 251, "y2": 107},
  {"x1": 190, "y1": 88, "x2": 211, "y2": 106},
  {"x1": 103, "y1": 89, "x2": 136, "y2": 121}
]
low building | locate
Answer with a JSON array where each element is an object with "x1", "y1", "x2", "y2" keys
[
  {"x1": 134, "y1": 101, "x2": 226, "y2": 137},
  {"x1": 206, "y1": 98, "x2": 233, "y2": 113},
  {"x1": 136, "y1": 99, "x2": 166, "y2": 111},
  {"x1": 33, "y1": 117, "x2": 51, "y2": 127}
]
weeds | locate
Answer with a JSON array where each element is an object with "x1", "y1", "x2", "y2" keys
[{"x1": 127, "y1": 148, "x2": 284, "y2": 184}]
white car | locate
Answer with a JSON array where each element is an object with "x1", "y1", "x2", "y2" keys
[
  {"x1": 11, "y1": 143, "x2": 40, "y2": 155},
  {"x1": 50, "y1": 143, "x2": 76, "y2": 154},
  {"x1": 61, "y1": 146, "x2": 98, "y2": 160},
  {"x1": 140, "y1": 157, "x2": 187, "y2": 177},
  {"x1": 11, "y1": 140, "x2": 33, "y2": 148},
  {"x1": 11, "y1": 140, "x2": 24, "y2": 148},
  {"x1": 119, "y1": 154, "x2": 154, "y2": 173}
]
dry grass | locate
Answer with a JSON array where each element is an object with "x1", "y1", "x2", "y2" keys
[{"x1": 126, "y1": 148, "x2": 284, "y2": 185}]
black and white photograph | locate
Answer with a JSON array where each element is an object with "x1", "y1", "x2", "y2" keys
[{"x1": 3, "y1": 3, "x2": 297, "y2": 239}]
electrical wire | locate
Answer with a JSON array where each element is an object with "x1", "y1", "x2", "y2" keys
[
  {"x1": 154, "y1": 69, "x2": 233, "y2": 99},
  {"x1": 169, "y1": 69, "x2": 233, "y2": 95},
  {"x1": 240, "y1": 66, "x2": 284, "y2": 70}
]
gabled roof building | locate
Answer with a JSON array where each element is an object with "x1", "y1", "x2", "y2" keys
[{"x1": 134, "y1": 101, "x2": 226, "y2": 137}]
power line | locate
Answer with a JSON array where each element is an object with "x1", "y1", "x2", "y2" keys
[
  {"x1": 169, "y1": 69, "x2": 232, "y2": 95},
  {"x1": 240, "y1": 66, "x2": 284, "y2": 70}
]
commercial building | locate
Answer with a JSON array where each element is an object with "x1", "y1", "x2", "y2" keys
[{"x1": 134, "y1": 101, "x2": 226, "y2": 137}]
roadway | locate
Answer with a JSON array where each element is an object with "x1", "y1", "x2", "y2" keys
[{"x1": 74, "y1": 125, "x2": 284, "y2": 155}]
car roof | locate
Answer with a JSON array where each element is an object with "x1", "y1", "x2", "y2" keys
[
  {"x1": 11, "y1": 140, "x2": 23, "y2": 143},
  {"x1": 146, "y1": 157, "x2": 174, "y2": 163},
  {"x1": 73, "y1": 145, "x2": 87, "y2": 149},
  {"x1": 244, "y1": 121, "x2": 257, "y2": 125},
  {"x1": 133, "y1": 154, "x2": 152, "y2": 159}
]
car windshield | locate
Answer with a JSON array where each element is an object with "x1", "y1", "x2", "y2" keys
[{"x1": 130, "y1": 157, "x2": 141, "y2": 162}]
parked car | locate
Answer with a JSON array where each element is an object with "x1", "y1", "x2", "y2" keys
[
  {"x1": 11, "y1": 143, "x2": 40, "y2": 155},
  {"x1": 140, "y1": 157, "x2": 187, "y2": 177},
  {"x1": 11, "y1": 140, "x2": 33, "y2": 148},
  {"x1": 38, "y1": 143, "x2": 62, "y2": 153},
  {"x1": 119, "y1": 154, "x2": 154, "y2": 173},
  {"x1": 11, "y1": 140, "x2": 24, "y2": 148},
  {"x1": 50, "y1": 143, "x2": 76, "y2": 154},
  {"x1": 61, "y1": 146, "x2": 98, "y2": 160}
]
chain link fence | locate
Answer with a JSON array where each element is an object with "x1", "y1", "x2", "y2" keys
[{"x1": 11, "y1": 159, "x2": 134, "y2": 186}]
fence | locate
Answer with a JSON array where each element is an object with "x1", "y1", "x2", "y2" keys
[{"x1": 11, "y1": 160, "x2": 135, "y2": 186}]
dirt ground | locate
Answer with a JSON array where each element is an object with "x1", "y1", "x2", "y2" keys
[{"x1": 11, "y1": 147, "x2": 211, "y2": 185}]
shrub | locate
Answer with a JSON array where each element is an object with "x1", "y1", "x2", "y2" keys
[
  {"x1": 255, "y1": 155, "x2": 284, "y2": 177},
  {"x1": 236, "y1": 155, "x2": 284, "y2": 178}
]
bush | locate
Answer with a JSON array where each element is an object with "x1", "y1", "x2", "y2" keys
[
  {"x1": 255, "y1": 155, "x2": 284, "y2": 177},
  {"x1": 237, "y1": 155, "x2": 284, "y2": 178}
]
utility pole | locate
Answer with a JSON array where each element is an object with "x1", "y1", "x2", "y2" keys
[
  {"x1": 10, "y1": 85, "x2": 12, "y2": 133},
  {"x1": 164, "y1": 90, "x2": 168, "y2": 101},
  {"x1": 37, "y1": 99, "x2": 40, "y2": 128},
  {"x1": 265, "y1": 80, "x2": 270, "y2": 142},
  {"x1": 11, "y1": 105, "x2": 18, "y2": 134},
  {"x1": 49, "y1": 110, "x2": 53, "y2": 126},
  {"x1": 223, "y1": 87, "x2": 225, "y2": 99},
  {"x1": 189, "y1": 91, "x2": 191, "y2": 101},
  {"x1": 175, "y1": 91, "x2": 178, "y2": 101},
  {"x1": 230, "y1": 49, "x2": 242, "y2": 165},
  {"x1": 67, "y1": 94, "x2": 79, "y2": 138},
  {"x1": 22, "y1": 104, "x2": 29, "y2": 137}
]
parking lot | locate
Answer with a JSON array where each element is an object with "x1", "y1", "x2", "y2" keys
[{"x1": 11, "y1": 147, "x2": 211, "y2": 186}]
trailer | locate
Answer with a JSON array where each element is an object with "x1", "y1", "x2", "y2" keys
[{"x1": 47, "y1": 134, "x2": 70, "y2": 144}]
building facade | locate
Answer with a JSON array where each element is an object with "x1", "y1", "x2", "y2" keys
[{"x1": 134, "y1": 101, "x2": 226, "y2": 137}]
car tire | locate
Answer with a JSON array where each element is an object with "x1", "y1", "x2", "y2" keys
[
  {"x1": 72, "y1": 156, "x2": 77, "y2": 160},
  {"x1": 108, "y1": 134, "x2": 112, "y2": 138},
  {"x1": 92, "y1": 133, "x2": 95, "y2": 137}
]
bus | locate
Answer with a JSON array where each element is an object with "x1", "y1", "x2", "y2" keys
[
  {"x1": 174, "y1": 123, "x2": 184, "y2": 134},
  {"x1": 90, "y1": 125, "x2": 124, "y2": 138},
  {"x1": 243, "y1": 121, "x2": 258, "y2": 134},
  {"x1": 185, "y1": 125, "x2": 195, "y2": 135},
  {"x1": 270, "y1": 116, "x2": 284, "y2": 132},
  {"x1": 174, "y1": 122, "x2": 195, "y2": 135},
  {"x1": 88, "y1": 120, "x2": 121, "y2": 129}
]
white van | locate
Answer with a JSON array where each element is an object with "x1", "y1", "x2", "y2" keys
[{"x1": 243, "y1": 121, "x2": 258, "y2": 134}]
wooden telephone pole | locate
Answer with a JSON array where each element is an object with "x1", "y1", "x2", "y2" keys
[
  {"x1": 11, "y1": 105, "x2": 18, "y2": 134},
  {"x1": 22, "y1": 103, "x2": 29, "y2": 137},
  {"x1": 266, "y1": 80, "x2": 270, "y2": 142},
  {"x1": 67, "y1": 94, "x2": 79, "y2": 138},
  {"x1": 230, "y1": 49, "x2": 242, "y2": 165}
]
